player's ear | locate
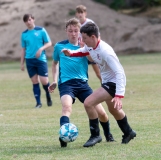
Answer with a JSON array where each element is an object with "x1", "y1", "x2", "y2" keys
[{"x1": 91, "y1": 35, "x2": 95, "y2": 39}]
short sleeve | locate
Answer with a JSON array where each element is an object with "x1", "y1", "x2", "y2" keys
[
  {"x1": 53, "y1": 43, "x2": 60, "y2": 61},
  {"x1": 42, "y1": 28, "x2": 51, "y2": 43},
  {"x1": 21, "y1": 34, "x2": 25, "y2": 48}
]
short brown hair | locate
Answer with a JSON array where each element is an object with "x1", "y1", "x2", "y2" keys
[
  {"x1": 65, "y1": 18, "x2": 81, "y2": 29},
  {"x1": 76, "y1": 5, "x2": 87, "y2": 13},
  {"x1": 23, "y1": 14, "x2": 34, "y2": 22}
]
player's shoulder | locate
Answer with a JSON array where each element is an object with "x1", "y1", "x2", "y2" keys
[
  {"x1": 34, "y1": 26, "x2": 43, "y2": 30},
  {"x1": 86, "y1": 18, "x2": 94, "y2": 23},
  {"x1": 22, "y1": 29, "x2": 28, "y2": 34},
  {"x1": 54, "y1": 40, "x2": 69, "y2": 50},
  {"x1": 57, "y1": 39, "x2": 69, "y2": 45},
  {"x1": 100, "y1": 40, "x2": 115, "y2": 53},
  {"x1": 100, "y1": 40, "x2": 111, "y2": 47}
]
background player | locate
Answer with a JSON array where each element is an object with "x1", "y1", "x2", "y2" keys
[{"x1": 20, "y1": 14, "x2": 52, "y2": 108}]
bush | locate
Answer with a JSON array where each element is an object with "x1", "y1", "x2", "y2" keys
[{"x1": 93, "y1": 0, "x2": 161, "y2": 10}]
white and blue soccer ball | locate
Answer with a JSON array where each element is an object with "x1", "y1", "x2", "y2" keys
[{"x1": 59, "y1": 123, "x2": 78, "y2": 143}]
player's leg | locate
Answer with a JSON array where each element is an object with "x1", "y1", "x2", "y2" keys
[
  {"x1": 102, "y1": 82, "x2": 136, "y2": 144},
  {"x1": 39, "y1": 76, "x2": 52, "y2": 106},
  {"x1": 78, "y1": 82, "x2": 113, "y2": 147},
  {"x1": 38, "y1": 60, "x2": 52, "y2": 107},
  {"x1": 30, "y1": 74, "x2": 42, "y2": 108},
  {"x1": 106, "y1": 100, "x2": 136, "y2": 144},
  {"x1": 58, "y1": 94, "x2": 73, "y2": 148},
  {"x1": 58, "y1": 80, "x2": 76, "y2": 147},
  {"x1": 26, "y1": 59, "x2": 42, "y2": 108},
  {"x1": 83, "y1": 86, "x2": 114, "y2": 146},
  {"x1": 94, "y1": 103, "x2": 115, "y2": 142}
]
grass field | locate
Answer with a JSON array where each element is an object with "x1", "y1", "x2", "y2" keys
[{"x1": 0, "y1": 53, "x2": 161, "y2": 160}]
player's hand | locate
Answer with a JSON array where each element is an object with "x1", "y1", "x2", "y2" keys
[
  {"x1": 61, "y1": 49, "x2": 71, "y2": 56},
  {"x1": 111, "y1": 97, "x2": 122, "y2": 110},
  {"x1": 21, "y1": 64, "x2": 25, "y2": 71},
  {"x1": 79, "y1": 41, "x2": 85, "y2": 48},
  {"x1": 48, "y1": 82, "x2": 57, "y2": 93},
  {"x1": 35, "y1": 48, "x2": 43, "y2": 58}
]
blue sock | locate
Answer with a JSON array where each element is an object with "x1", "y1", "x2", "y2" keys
[
  {"x1": 33, "y1": 83, "x2": 41, "y2": 105},
  {"x1": 60, "y1": 116, "x2": 69, "y2": 126},
  {"x1": 43, "y1": 83, "x2": 51, "y2": 99}
]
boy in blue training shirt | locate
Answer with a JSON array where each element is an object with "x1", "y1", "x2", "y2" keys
[{"x1": 20, "y1": 14, "x2": 52, "y2": 108}]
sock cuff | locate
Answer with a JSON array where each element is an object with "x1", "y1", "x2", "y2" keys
[
  {"x1": 60, "y1": 116, "x2": 70, "y2": 126},
  {"x1": 90, "y1": 118, "x2": 99, "y2": 123},
  {"x1": 33, "y1": 83, "x2": 40, "y2": 87},
  {"x1": 99, "y1": 120, "x2": 109, "y2": 124},
  {"x1": 117, "y1": 115, "x2": 127, "y2": 122},
  {"x1": 43, "y1": 83, "x2": 50, "y2": 88}
]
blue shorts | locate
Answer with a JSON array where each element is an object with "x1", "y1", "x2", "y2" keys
[
  {"x1": 26, "y1": 58, "x2": 48, "y2": 78},
  {"x1": 58, "y1": 79, "x2": 93, "y2": 104}
]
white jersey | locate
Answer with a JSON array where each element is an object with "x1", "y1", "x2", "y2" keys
[
  {"x1": 80, "y1": 18, "x2": 94, "y2": 27},
  {"x1": 69, "y1": 40, "x2": 126, "y2": 97},
  {"x1": 78, "y1": 18, "x2": 94, "y2": 43}
]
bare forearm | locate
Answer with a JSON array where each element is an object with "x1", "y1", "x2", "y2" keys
[
  {"x1": 40, "y1": 42, "x2": 52, "y2": 51},
  {"x1": 52, "y1": 61, "x2": 58, "y2": 83},
  {"x1": 91, "y1": 64, "x2": 101, "y2": 81},
  {"x1": 20, "y1": 49, "x2": 25, "y2": 65}
]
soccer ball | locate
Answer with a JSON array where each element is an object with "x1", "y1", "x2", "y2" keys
[{"x1": 59, "y1": 123, "x2": 78, "y2": 143}]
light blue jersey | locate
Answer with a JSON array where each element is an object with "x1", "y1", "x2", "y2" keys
[
  {"x1": 53, "y1": 40, "x2": 88, "y2": 85},
  {"x1": 21, "y1": 26, "x2": 51, "y2": 62}
]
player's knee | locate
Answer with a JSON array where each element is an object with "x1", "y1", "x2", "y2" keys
[{"x1": 84, "y1": 99, "x2": 92, "y2": 108}]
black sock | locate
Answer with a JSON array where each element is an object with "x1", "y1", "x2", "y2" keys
[
  {"x1": 100, "y1": 120, "x2": 111, "y2": 136},
  {"x1": 60, "y1": 116, "x2": 69, "y2": 126},
  {"x1": 117, "y1": 115, "x2": 132, "y2": 136},
  {"x1": 43, "y1": 83, "x2": 51, "y2": 99},
  {"x1": 89, "y1": 118, "x2": 100, "y2": 137}
]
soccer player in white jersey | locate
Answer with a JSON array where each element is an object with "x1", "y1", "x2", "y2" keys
[
  {"x1": 62, "y1": 22, "x2": 136, "y2": 144},
  {"x1": 75, "y1": 5, "x2": 101, "y2": 81}
]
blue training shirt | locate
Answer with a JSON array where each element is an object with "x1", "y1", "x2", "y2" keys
[
  {"x1": 53, "y1": 40, "x2": 88, "y2": 85},
  {"x1": 21, "y1": 26, "x2": 51, "y2": 62}
]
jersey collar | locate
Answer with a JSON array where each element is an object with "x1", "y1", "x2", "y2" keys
[{"x1": 93, "y1": 39, "x2": 100, "y2": 50}]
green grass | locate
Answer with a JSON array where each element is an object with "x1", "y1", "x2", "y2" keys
[{"x1": 0, "y1": 53, "x2": 161, "y2": 160}]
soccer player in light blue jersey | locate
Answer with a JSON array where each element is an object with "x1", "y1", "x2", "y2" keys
[
  {"x1": 48, "y1": 18, "x2": 114, "y2": 148},
  {"x1": 20, "y1": 14, "x2": 52, "y2": 108}
]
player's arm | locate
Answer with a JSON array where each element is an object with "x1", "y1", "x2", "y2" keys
[
  {"x1": 35, "y1": 42, "x2": 52, "y2": 58},
  {"x1": 36, "y1": 28, "x2": 52, "y2": 58},
  {"x1": 87, "y1": 55, "x2": 101, "y2": 81},
  {"x1": 103, "y1": 51, "x2": 125, "y2": 110},
  {"x1": 91, "y1": 64, "x2": 101, "y2": 81},
  {"x1": 48, "y1": 60, "x2": 58, "y2": 93},
  {"x1": 62, "y1": 47, "x2": 89, "y2": 57},
  {"x1": 20, "y1": 48, "x2": 25, "y2": 71},
  {"x1": 20, "y1": 34, "x2": 26, "y2": 71}
]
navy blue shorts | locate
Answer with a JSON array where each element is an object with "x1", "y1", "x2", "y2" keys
[
  {"x1": 26, "y1": 59, "x2": 48, "y2": 78},
  {"x1": 58, "y1": 79, "x2": 93, "y2": 104},
  {"x1": 101, "y1": 82, "x2": 116, "y2": 98}
]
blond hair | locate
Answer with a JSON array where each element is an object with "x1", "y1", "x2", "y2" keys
[
  {"x1": 76, "y1": 5, "x2": 87, "y2": 13},
  {"x1": 65, "y1": 17, "x2": 81, "y2": 29}
]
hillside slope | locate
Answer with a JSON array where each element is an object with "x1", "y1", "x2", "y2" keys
[{"x1": 0, "y1": 0, "x2": 161, "y2": 61}]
